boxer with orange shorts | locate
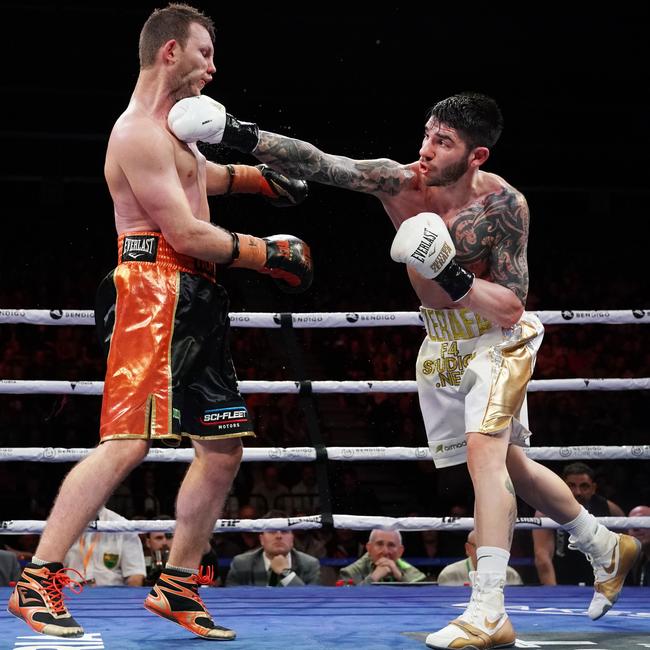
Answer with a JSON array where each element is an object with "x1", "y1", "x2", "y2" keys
[
  {"x1": 96, "y1": 232, "x2": 253, "y2": 445},
  {"x1": 8, "y1": 4, "x2": 314, "y2": 643}
]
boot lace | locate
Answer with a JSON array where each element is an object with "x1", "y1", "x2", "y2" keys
[
  {"x1": 44, "y1": 568, "x2": 84, "y2": 615},
  {"x1": 187, "y1": 565, "x2": 215, "y2": 605},
  {"x1": 192, "y1": 565, "x2": 214, "y2": 587}
]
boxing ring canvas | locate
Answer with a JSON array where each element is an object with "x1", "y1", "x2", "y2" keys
[{"x1": 2, "y1": 585, "x2": 649, "y2": 649}]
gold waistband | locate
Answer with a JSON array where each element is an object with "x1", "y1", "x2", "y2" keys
[{"x1": 420, "y1": 307, "x2": 493, "y2": 342}]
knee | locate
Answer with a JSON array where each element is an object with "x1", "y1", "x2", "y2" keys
[
  {"x1": 466, "y1": 434, "x2": 504, "y2": 476},
  {"x1": 103, "y1": 439, "x2": 150, "y2": 469},
  {"x1": 196, "y1": 439, "x2": 243, "y2": 474},
  {"x1": 506, "y1": 446, "x2": 537, "y2": 483}
]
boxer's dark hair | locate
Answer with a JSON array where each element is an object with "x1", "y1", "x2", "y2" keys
[{"x1": 427, "y1": 92, "x2": 503, "y2": 150}]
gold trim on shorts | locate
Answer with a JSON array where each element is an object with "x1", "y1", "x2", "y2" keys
[
  {"x1": 101, "y1": 430, "x2": 256, "y2": 443},
  {"x1": 479, "y1": 320, "x2": 538, "y2": 434}
]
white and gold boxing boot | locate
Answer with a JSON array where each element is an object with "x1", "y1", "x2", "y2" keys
[
  {"x1": 583, "y1": 533, "x2": 641, "y2": 620},
  {"x1": 425, "y1": 572, "x2": 515, "y2": 649}
]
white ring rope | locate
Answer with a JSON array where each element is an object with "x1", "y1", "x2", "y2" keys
[
  {"x1": 2, "y1": 313, "x2": 647, "y2": 540},
  {"x1": 1, "y1": 515, "x2": 648, "y2": 535},
  {"x1": 1, "y1": 309, "x2": 649, "y2": 327},
  {"x1": 2, "y1": 445, "x2": 649, "y2": 463},
  {"x1": 1, "y1": 378, "x2": 649, "y2": 396}
]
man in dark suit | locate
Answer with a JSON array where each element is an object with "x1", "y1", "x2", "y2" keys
[{"x1": 225, "y1": 510, "x2": 320, "y2": 586}]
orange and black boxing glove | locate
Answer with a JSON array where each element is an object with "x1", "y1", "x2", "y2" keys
[
  {"x1": 228, "y1": 232, "x2": 313, "y2": 293},
  {"x1": 223, "y1": 163, "x2": 308, "y2": 207}
]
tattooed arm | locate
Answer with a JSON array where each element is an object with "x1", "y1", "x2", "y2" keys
[
  {"x1": 487, "y1": 189, "x2": 530, "y2": 305},
  {"x1": 454, "y1": 189, "x2": 528, "y2": 327},
  {"x1": 253, "y1": 131, "x2": 414, "y2": 196}
]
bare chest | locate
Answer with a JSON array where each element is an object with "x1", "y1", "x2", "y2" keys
[{"x1": 175, "y1": 142, "x2": 208, "y2": 216}]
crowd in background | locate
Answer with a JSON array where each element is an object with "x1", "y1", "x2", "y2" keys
[{"x1": 1, "y1": 251, "x2": 648, "y2": 586}]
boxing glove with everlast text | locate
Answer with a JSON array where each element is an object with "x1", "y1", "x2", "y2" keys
[
  {"x1": 228, "y1": 232, "x2": 312, "y2": 293},
  {"x1": 390, "y1": 212, "x2": 474, "y2": 301},
  {"x1": 168, "y1": 95, "x2": 259, "y2": 153}
]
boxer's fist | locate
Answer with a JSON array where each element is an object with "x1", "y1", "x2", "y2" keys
[
  {"x1": 230, "y1": 233, "x2": 313, "y2": 293},
  {"x1": 168, "y1": 95, "x2": 259, "y2": 152},
  {"x1": 258, "y1": 165, "x2": 308, "y2": 207},
  {"x1": 262, "y1": 235, "x2": 313, "y2": 293},
  {"x1": 168, "y1": 95, "x2": 226, "y2": 144},
  {"x1": 390, "y1": 212, "x2": 474, "y2": 301}
]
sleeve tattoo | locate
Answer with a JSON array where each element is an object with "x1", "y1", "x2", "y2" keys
[
  {"x1": 255, "y1": 131, "x2": 413, "y2": 195},
  {"x1": 484, "y1": 190, "x2": 530, "y2": 304},
  {"x1": 447, "y1": 188, "x2": 529, "y2": 304}
]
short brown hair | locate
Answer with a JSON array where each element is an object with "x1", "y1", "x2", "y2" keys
[{"x1": 139, "y1": 3, "x2": 215, "y2": 69}]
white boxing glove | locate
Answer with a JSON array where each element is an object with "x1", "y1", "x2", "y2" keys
[
  {"x1": 167, "y1": 95, "x2": 226, "y2": 144},
  {"x1": 390, "y1": 212, "x2": 474, "y2": 301}
]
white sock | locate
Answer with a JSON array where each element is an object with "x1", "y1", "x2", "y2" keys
[
  {"x1": 164, "y1": 564, "x2": 198, "y2": 575},
  {"x1": 563, "y1": 506, "x2": 598, "y2": 541},
  {"x1": 563, "y1": 506, "x2": 616, "y2": 557},
  {"x1": 31, "y1": 556, "x2": 53, "y2": 566},
  {"x1": 476, "y1": 546, "x2": 510, "y2": 576}
]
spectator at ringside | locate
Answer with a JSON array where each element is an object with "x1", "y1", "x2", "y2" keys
[
  {"x1": 64, "y1": 506, "x2": 145, "y2": 586},
  {"x1": 143, "y1": 530, "x2": 173, "y2": 586},
  {"x1": 437, "y1": 530, "x2": 523, "y2": 586},
  {"x1": 533, "y1": 462, "x2": 625, "y2": 585},
  {"x1": 225, "y1": 510, "x2": 320, "y2": 586},
  {"x1": 143, "y1": 519, "x2": 219, "y2": 586},
  {"x1": 339, "y1": 529, "x2": 426, "y2": 585}
]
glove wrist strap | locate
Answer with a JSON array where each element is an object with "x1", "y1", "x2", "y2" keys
[
  {"x1": 225, "y1": 165, "x2": 271, "y2": 196},
  {"x1": 223, "y1": 114, "x2": 260, "y2": 153},
  {"x1": 435, "y1": 261, "x2": 475, "y2": 302},
  {"x1": 229, "y1": 233, "x2": 267, "y2": 270}
]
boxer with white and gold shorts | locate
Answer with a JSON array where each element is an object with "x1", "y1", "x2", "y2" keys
[
  {"x1": 417, "y1": 307, "x2": 544, "y2": 468},
  {"x1": 95, "y1": 231, "x2": 254, "y2": 446}
]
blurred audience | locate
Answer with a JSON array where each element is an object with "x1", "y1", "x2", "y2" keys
[{"x1": 250, "y1": 466, "x2": 291, "y2": 515}]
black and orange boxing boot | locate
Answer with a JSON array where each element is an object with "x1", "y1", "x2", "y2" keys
[
  {"x1": 7, "y1": 562, "x2": 84, "y2": 638},
  {"x1": 144, "y1": 566, "x2": 235, "y2": 641}
]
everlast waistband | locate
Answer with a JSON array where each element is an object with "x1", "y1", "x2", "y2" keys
[{"x1": 117, "y1": 231, "x2": 217, "y2": 282}]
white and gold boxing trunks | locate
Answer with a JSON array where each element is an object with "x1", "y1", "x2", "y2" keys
[{"x1": 416, "y1": 308, "x2": 544, "y2": 468}]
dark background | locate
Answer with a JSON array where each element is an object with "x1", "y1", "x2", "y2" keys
[
  {"x1": 0, "y1": 4, "x2": 648, "y2": 568},
  {"x1": 2, "y1": 3, "x2": 648, "y2": 310}
]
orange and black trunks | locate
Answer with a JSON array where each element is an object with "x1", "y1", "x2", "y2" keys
[{"x1": 95, "y1": 231, "x2": 254, "y2": 446}]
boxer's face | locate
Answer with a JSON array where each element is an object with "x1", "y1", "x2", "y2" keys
[
  {"x1": 171, "y1": 23, "x2": 216, "y2": 99},
  {"x1": 418, "y1": 119, "x2": 471, "y2": 187}
]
